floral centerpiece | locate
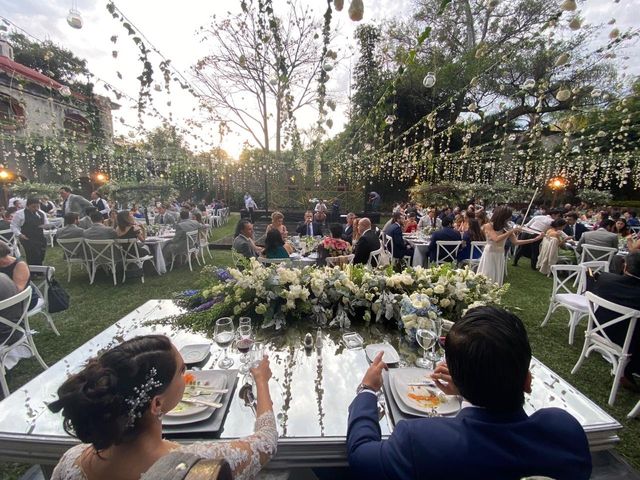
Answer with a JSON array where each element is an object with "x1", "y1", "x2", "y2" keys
[
  {"x1": 168, "y1": 260, "x2": 508, "y2": 336},
  {"x1": 320, "y1": 236, "x2": 352, "y2": 257}
]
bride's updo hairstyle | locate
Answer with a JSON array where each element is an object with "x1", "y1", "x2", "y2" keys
[{"x1": 48, "y1": 335, "x2": 176, "y2": 451}]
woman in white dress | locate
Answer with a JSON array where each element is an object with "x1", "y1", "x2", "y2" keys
[
  {"x1": 477, "y1": 206, "x2": 543, "y2": 286},
  {"x1": 48, "y1": 335, "x2": 277, "y2": 480}
]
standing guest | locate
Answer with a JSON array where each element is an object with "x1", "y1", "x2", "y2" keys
[
  {"x1": 296, "y1": 211, "x2": 323, "y2": 237},
  {"x1": 587, "y1": 253, "x2": 640, "y2": 392},
  {"x1": 417, "y1": 209, "x2": 442, "y2": 230},
  {"x1": 513, "y1": 208, "x2": 562, "y2": 269},
  {"x1": 155, "y1": 204, "x2": 177, "y2": 225},
  {"x1": 614, "y1": 218, "x2": 630, "y2": 238},
  {"x1": 57, "y1": 213, "x2": 84, "y2": 240},
  {"x1": 11, "y1": 197, "x2": 48, "y2": 265},
  {"x1": 403, "y1": 212, "x2": 418, "y2": 233},
  {"x1": 263, "y1": 229, "x2": 290, "y2": 259},
  {"x1": 244, "y1": 193, "x2": 258, "y2": 223},
  {"x1": 384, "y1": 212, "x2": 413, "y2": 265},
  {"x1": 318, "y1": 224, "x2": 352, "y2": 266},
  {"x1": 425, "y1": 216, "x2": 462, "y2": 265},
  {"x1": 90, "y1": 191, "x2": 110, "y2": 219},
  {"x1": 331, "y1": 198, "x2": 340, "y2": 223},
  {"x1": 232, "y1": 219, "x2": 261, "y2": 259},
  {"x1": 0, "y1": 207, "x2": 16, "y2": 231},
  {"x1": 48, "y1": 335, "x2": 277, "y2": 480},
  {"x1": 478, "y1": 207, "x2": 542, "y2": 286},
  {"x1": 347, "y1": 306, "x2": 592, "y2": 480},
  {"x1": 367, "y1": 192, "x2": 381, "y2": 211},
  {"x1": 83, "y1": 211, "x2": 117, "y2": 240},
  {"x1": 115, "y1": 211, "x2": 146, "y2": 242},
  {"x1": 563, "y1": 212, "x2": 588, "y2": 241},
  {"x1": 342, "y1": 213, "x2": 357, "y2": 243},
  {"x1": 457, "y1": 218, "x2": 485, "y2": 262},
  {"x1": 314, "y1": 199, "x2": 328, "y2": 215},
  {"x1": 59, "y1": 187, "x2": 93, "y2": 216},
  {"x1": 79, "y1": 207, "x2": 98, "y2": 230},
  {"x1": 625, "y1": 210, "x2": 639, "y2": 227},
  {"x1": 162, "y1": 210, "x2": 201, "y2": 263},
  {"x1": 352, "y1": 218, "x2": 381, "y2": 265}
]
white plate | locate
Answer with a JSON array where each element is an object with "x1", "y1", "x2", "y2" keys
[
  {"x1": 165, "y1": 370, "x2": 227, "y2": 420},
  {"x1": 365, "y1": 343, "x2": 400, "y2": 364},
  {"x1": 163, "y1": 406, "x2": 214, "y2": 425},
  {"x1": 390, "y1": 368, "x2": 460, "y2": 416},
  {"x1": 179, "y1": 344, "x2": 212, "y2": 364}
]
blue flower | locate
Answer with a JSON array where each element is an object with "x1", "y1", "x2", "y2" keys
[
  {"x1": 181, "y1": 289, "x2": 199, "y2": 297},
  {"x1": 216, "y1": 268, "x2": 232, "y2": 281}
]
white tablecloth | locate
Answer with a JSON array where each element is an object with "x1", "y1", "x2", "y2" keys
[
  {"x1": 145, "y1": 237, "x2": 171, "y2": 274},
  {"x1": 47, "y1": 217, "x2": 63, "y2": 228},
  {"x1": 404, "y1": 236, "x2": 430, "y2": 267}
]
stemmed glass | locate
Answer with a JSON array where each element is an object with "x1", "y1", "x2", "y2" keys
[
  {"x1": 415, "y1": 318, "x2": 441, "y2": 369},
  {"x1": 236, "y1": 325, "x2": 255, "y2": 374},
  {"x1": 214, "y1": 317, "x2": 235, "y2": 369},
  {"x1": 238, "y1": 317, "x2": 252, "y2": 328}
]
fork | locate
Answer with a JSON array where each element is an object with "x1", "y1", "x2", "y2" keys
[{"x1": 181, "y1": 398, "x2": 223, "y2": 408}]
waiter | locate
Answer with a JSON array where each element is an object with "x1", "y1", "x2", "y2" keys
[
  {"x1": 91, "y1": 191, "x2": 110, "y2": 219},
  {"x1": 11, "y1": 197, "x2": 48, "y2": 265}
]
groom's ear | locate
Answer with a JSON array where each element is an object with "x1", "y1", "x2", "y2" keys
[{"x1": 523, "y1": 370, "x2": 532, "y2": 394}]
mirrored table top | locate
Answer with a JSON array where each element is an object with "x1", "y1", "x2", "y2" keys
[{"x1": 0, "y1": 300, "x2": 622, "y2": 467}]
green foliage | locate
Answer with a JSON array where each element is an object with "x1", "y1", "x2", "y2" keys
[
  {"x1": 9, "y1": 181, "x2": 61, "y2": 199},
  {"x1": 410, "y1": 181, "x2": 538, "y2": 206},
  {"x1": 99, "y1": 179, "x2": 178, "y2": 206},
  {"x1": 577, "y1": 189, "x2": 613, "y2": 206}
]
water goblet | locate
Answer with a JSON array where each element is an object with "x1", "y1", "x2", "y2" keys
[
  {"x1": 251, "y1": 341, "x2": 264, "y2": 369},
  {"x1": 415, "y1": 324, "x2": 438, "y2": 369},
  {"x1": 214, "y1": 317, "x2": 235, "y2": 369},
  {"x1": 236, "y1": 325, "x2": 254, "y2": 374},
  {"x1": 238, "y1": 317, "x2": 252, "y2": 328}
]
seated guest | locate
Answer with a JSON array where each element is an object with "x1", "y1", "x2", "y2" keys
[
  {"x1": 342, "y1": 212, "x2": 357, "y2": 243},
  {"x1": 576, "y1": 219, "x2": 618, "y2": 254},
  {"x1": 347, "y1": 306, "x2": 592, "y2": 480},
  {"x1": 383, "y1": 212, "x2": 413, "y2": 263},
  {"x1": 615, "y1": 218, "x2": 630, "y2": 238},
  {"x1": 263, "y1": 229, "x2": 290, "y2": 259},
  {"x1": 0, "y1": 271, "x2": 28, "y2": 350},
  {"x1": 625, "y1": 210, "x2": 639, "y2": 227},
  {"x1": 130, "y1": 204, "x2": 145, "y2": 219},
  {"x1": 563, "y1": 212, "x2": 588, "y2": 241},
  {"x1": 457, "y1": 218, "x2": 485, "y2": 262},
  {"x1": 0, "y1": 207, "x2": 17, "y2": 231},
  {"x1": 0, "y1": 241, "x2": 36, "y2": 311},
  {"x1": 48, "y1": 335, "x2": 277, "y2": 480},
  {"x1": 57, "y1": 213, "x2": 84, "y2": 240},
  {"x1": 352, "y1": 218, "x2": 380, "y2": 266},
  {"x1": 403, "y1": 212, "x2": 418, "y2": 233},
  {"x1": 232, "y1": 219, "x2": 261, "y2": 259},
  {"x1": 40, "y1": 196, "x2": 57, "y2": 215},
  {"x1": 78, "y1": 207, "x2": 98, "y2": 230},
  {"x1": 83, "y1": 211, "x2": 117, "y2": 240},
  {"x1": 417, "y1": 209, "x2": 441, "y2": 230},
  {"x1": 115, "y1": 210, "x2": 146, "y2": 242},
  {"x1": 264, "y1": 211, "x2": 294, "y2": 254},
  {"x1": 352, "y1": 218, "x2": 362, "y2": 243},
  {"x1": 296, "y1": 210, "x2": 323, "y2": 237},
  {"x1": 318, "y1": 224, "x2": 352, "y2": 266},
  {"x1": 587, "y1": 253, "x2": 640, "y2": 392},
  {"x1": 537, "y1": 218, "x2": 569, "y2": 275},
  {"x1": 425, "y1": 216, "x2": 462, "y2": 264},
  {"x1": 162, "y1": 210, "x2": 201, "y2": 262},
  {"x1": 155, "y1": 204, "x2": 178, "y2": 225}
]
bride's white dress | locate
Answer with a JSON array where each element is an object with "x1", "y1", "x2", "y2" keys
[
  {"x1": 51, "y1": 411, "x2": 278, "y2": 480},
  {"x1": 476, "y1": 237, "x2": 506, "y2": 286}
]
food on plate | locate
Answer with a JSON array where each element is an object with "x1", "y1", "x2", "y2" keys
[{"x1": 407, "y1": 387, "x2": 441, "y2": 408}]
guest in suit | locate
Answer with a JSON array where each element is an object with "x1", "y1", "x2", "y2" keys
[
  {"x1": 347, "y1": 306, "x2": 592, "y2": 480},
  {"x1": 342, "y1": 212, "x2": 357, "y2": 243},
  {"x1": 576, "y1": 219, "x2": 618, "y2": 254},
  {"x1": 78, "y1": 207, "x2": 98, "y2": 230},
  {"x1": 383, "y1": 212, "x2": 412, "y2": 263},
  {"x1": 57, "y1": 213, "x2": 84, "y2": 240},
  {"x1": 563, "y1": 212, "x2": 588, "y2": 241},
  {"x1": 352, "y1": 218, "x2": 380, "y2": 265},
  {"x1": 10, "y1": 197, "x2": 48, "y2": 265},
  {"x1": 90, "y1": 191, "x2": 110, "y2": 219},
  {"x1": 232, "y1": 219, "x2": 261, "y2": 259},
  {"x1": 83, "y1": 211, "x2": 117, "y2": 240},
  {"x1": 425, "y1": 216, "x2": 462, "y2": 264},
  {"x1": 155, "y1": 204, "x2": 178, "y2": 225},
  {"x1": 296, "y1": 211, "x2": 323, "y2": 237},
  {"x1": 59, "y1": 186, "x2": 92, "y2": 216},
  {"x1": 417, "y1": 209, "x2": 441, "y2": 230},
  {"x1": 162, "y1": 210, "x2": 201, "y2": 262},
  {"x1": 588, "y1": 253, "x2": 640, "y2": 391}
]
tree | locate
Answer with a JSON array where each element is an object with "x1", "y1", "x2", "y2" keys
[{"x1": 193, "y1": 0, "x2": 325, "y2": 155}]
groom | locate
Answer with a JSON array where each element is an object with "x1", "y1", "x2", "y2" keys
[{"x1": 347, "y1": 306, "x2": 592, "y2": 480}]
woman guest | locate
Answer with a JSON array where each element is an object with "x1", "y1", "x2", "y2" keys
[
  {"x1": 130, "y1": 205, "x2": 145, "y2": 219},
  {"x1": 48, "y1": 335, "x2": 277, "y2": 480},
  {"x1": 457, "y1": 218, "x2": 485, "y2": 263},
  {"x1": 403, "y1": 213, "x2": 418, "y2": 233},
  {"x1": 537, "y1": 218, "x2": 569, "y2": 275},
  {"x1": 0, "y1": 241, "x2": 37, "y2": 310},
  {"x1": 266, "y1": 211, "x2": 294, "y2": 254},
  {"x1": 263, "y1": 229, "x2": 290, "y2": 259},
  {"x1": 477, "y1": 207, "x2": 543, "y2": 286},
  {"x1": 351, "y1": 218, "x2": 362, "y2": 244},
  {"x1": 318, "y1": 224, "x2": 353, "y2": 266},
  {"x1": 115, "y1": 211, "x2": 146, "y2": 242},
  {"x1": 615, "y1": 218, "x2": 630, "y2": 238}
]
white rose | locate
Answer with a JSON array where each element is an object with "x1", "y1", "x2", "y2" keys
[{"x1": 434, "y1": 284, "x2": 445, "y2": 295}]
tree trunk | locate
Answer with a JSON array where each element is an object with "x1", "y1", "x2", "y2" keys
[{"x1": 462, "y1": 0, "x2": 477, "y2": 49}]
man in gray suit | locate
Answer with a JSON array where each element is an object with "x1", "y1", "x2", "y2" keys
[
  {"x1": 576, "y1": 219, "x2": 618, "y2": 254},
  {"x1": 232, "y1": 219, "x2": 261, "y2": 258},
  {"x1": 59, "y1": 186, "x2": 93, "y2": 216},
  {"x1": 57, "y1": 213, "x2": 84, "y2": 240},
  {"x1": 162, "y1": 210, "x2": 201, "y2": 262},
  {"x1": 83, "y1": 211, "x2": 117, "y2": 240},
  {"x1": 155, "y1": 204, "x2": 178, "y2": 225}
]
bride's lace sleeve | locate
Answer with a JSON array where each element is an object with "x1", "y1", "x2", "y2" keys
[
  {"x1": 179, "y1": 411, "x2": 278, "y2": 480},
  {"x1": 51, "y1": 444, "x2": 88, "y2": 480}
]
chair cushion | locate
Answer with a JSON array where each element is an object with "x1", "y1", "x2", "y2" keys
[{"x1": 556, "y1": 293, "x2": 588, "y2": 311}]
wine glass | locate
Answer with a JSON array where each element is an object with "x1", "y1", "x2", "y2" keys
[
  {"x1": 236, "y1": 325, "x2": 254, "y2": 374},
  {"x1": 238, "y1": 317, "x2": 252, "y2": 328},
  {"x1": 251, "y1": 341, "x2": 264, "y2": 369},
  {"x1": 214, "y1": 317, "x2": 235, "y2": 369},
  {"x1": 415, "y1": 318, "x2": 440, "y2": 369}
]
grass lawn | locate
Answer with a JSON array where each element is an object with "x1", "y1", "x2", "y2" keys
[{"x1": 1, "y1": 219, "x2": 638, "y2": 477}]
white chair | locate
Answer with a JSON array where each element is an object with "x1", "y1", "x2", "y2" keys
[
  {"x1": 0, "y1": 286, "x2": 48, "y2": 397},
  {"x1": 28, "y1": 265, "x2": 59, "y2": 336},
  {"x1": 170, "y1": 231, "x2": 201, "y2": 272},
  {"x1": 367, "y1": 247, "x2": 386, "y2": 268},
  {"x1": 579, "y1": 245, "x2": 617, "y2": 265},
  {"x1": 326, "y1": 254, "x2": 354, "y2": 266},
  {"x1": 84, "y1": 239, "x2": 119, "y2": 285},
  {"x1": 629, "y1": 226, "x2": 640, "y2": 235},
  {"x1": 0, "y1": 229, "x2": 20, "y2": 258},
  {"x1": 43, "y1": 228, "x2": 57, "y2": 247},
  {"x1": 434, "y1": 240, "x2": 463, "y2": 266},
  {"x1": 209, "y1": 210, "x2": 222, "y2": 228},
  {"x1": 116, "y1": 239, "x2": 156, "y2": 283},
  {"x1": 381, "y1": 232, "x2": 394, "y2": 257},
  {"x1": 198, "y1": 225, "x2": 213, "y2": 263},
  {"x1": 468, "y1": 241, "x2": 487, "y2": 270},
  {"x1": 571, "y1": 291, "x2": 640, "y2": 406},
  {"x1": 56, "y1": 238, "x2": 89, "y2": 282},
  {"x1": 629, "y1": 399, "x2": 640, "y2": 418}
]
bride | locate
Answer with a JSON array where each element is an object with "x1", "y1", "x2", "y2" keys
[{"x1": 477, "y1": 206, "x2": 543, "y2": 286}]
